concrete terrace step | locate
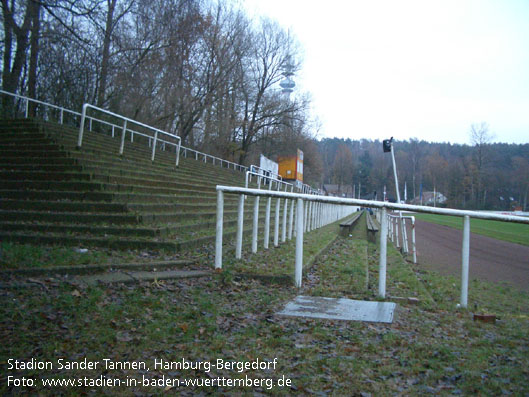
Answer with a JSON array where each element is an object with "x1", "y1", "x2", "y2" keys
[
  {"x1": 0, "y1": 163, "x2": 85, "y2": 172},
  {"x1": 0, "y1": 221, "x2": 276, "y2": 252},
  {"x1": 0, "y1": 213, "x2": 274, "y2": 238},
  {"x1": 0, "y1": 118, "x2": 253, "y2": 254},
  {"x1": 0, "y1": 189, "x2": 226, "y2": 204},
  {"x1": 0, "y1": 170, "x2": 90, "y2": 181},
  {"x1": 0, "y1": 209, "x2": 140, "y2": 224},
  {"x1": 0, "y1": 199, "x2": 128, "y2": 213}
]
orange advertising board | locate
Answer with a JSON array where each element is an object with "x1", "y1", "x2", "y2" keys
[{"x1": 278, "y1": 149, "x2": 303, "y2": 183}]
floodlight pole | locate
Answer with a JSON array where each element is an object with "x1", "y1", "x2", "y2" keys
[{"x1": 389, "y1": 140, "x2": 409, "y2": 253}]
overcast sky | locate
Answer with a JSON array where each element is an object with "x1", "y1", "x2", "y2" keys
[{"x1": 242, "y1": 0, "x2": 529, "y2": 144}]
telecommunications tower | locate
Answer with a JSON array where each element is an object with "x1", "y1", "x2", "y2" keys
[{"x1": 279, "y1": 54, "x2": 296, "y2": 98}]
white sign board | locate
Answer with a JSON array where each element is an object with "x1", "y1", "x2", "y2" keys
[{"x1": 259, "y1": 154, "x2": 279, "y2": 179}]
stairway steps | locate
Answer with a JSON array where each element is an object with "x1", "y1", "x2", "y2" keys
[
  {"x1": 0, "y1": 199, "x2": 128, "y2": 213},
  {"x1": 0, "y1": 209, "x2": 140, "y2": 224},
  {"x1": 0, "y1": 118, "x2": 262, "y2": 256}
]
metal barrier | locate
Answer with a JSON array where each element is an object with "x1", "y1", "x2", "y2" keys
[
  {"x1": 182, "y1": 146, "x2": 247, "y2": 172},
  {"x1": 215, "y1": 186, "x2": 358, "y2": 287},
  {"x1": 0, "y1": 90, "x2": 247, "y2": 173},
  {"x1": 215, "y1": 187, "x2": 529, "y2": 307},
  {"x1": 387, "y1": 213, "x2": 416, "y2": 264},
  {"x1": 78, "y1": 103, "x2": 181, "y2": 167},
  {"x1": 0, "y1": 89, "x2": 81, "y2": 123}
]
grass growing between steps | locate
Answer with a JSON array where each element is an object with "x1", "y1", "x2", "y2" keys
[{"x1": 1, "y1": 232, "x2": 529, "y2": 395}]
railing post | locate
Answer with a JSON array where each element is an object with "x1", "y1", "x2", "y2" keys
[
  {"x1": 379, "y1": 207, "x2": 388, "y2": 298},
  {"x1": 460, "y1": 215, "x2": 470, "y2": 308},
  {"x1": 77, "y1": 104, "x2": 88, "y2": 148},
  {"x1": 288, "y1": 197, "x2": 295, "y2": 239},
  {"x1": 151, "y1": 131, "x2": 158, "y2": 162},
  {"x1": 395, "y1": 216, "x2": 400, "y2": 249},
  {"x1": 252, "y1": 178, "x2": 261, "y2": 253},
  {"x1": 119, "y1": 120, "x2": 127, "y2": 155},
  {"x1": 264, "y1": 181, "x2": 272, "y2": 249},
  {"x1": 236, "y1": 194, "x2": 244, "y2": 259},
  {"x1": 295, "y1": 198, "x2": 304, "y2": 287},
  {"x1": 215, "y1": 190, "x2": 224, "y2": 269},
  {"x1": 282, "y1": 195, "x2": 288, "y2": 243},
  {"x1": 175, "y1": 140, "x2": 180, "y2": 167},
  {"x1": 274, "y1": 196, "x2": 280, "y2": 247},
  {"x1": 60, "y1": 109, "x2": 64, "y2": 124},
  {"x1": 25, "y1": 99, "x2": 29, "y2": 118},
  {"x1": 411, "y1": 217, "x2": 417, "y2": 264}
]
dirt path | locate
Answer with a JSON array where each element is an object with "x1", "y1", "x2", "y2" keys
[{"x1": 410, "y1": 220, "x2": 529, "y2": 291}]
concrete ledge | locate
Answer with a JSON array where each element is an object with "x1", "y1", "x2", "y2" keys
[{"x1": 0, "y1": 260, "x2": 195, "y2": 277}]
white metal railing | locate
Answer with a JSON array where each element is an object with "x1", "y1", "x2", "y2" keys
[
  {"x1": 0, "y1": 90, "x2": 247, "y2": 173},
  {"x1": 215, "y1": 187, "x2": 529, "y2": 308},
  {"x1": 182, "y1": 146, "x2": 247, "y2": 172},
  {"x1": 78, "y1": 103, "x2": 181, "y2": 167},
  {"x1": 387, "y1": 213, "x2": 416, "y2": 264},
  {"x1": 0, "y1": 89, "x2": 81, "y2": 123},
  {"x1": 215, "y1": 186, "x2": 358, "y2": 287},
  {"x1": 249, "y1": 165, "x2": 283, "y2": 181}
]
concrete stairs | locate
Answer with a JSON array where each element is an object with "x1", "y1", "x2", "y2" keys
[{"x1": 0, "y1": 119, "x2": 276, "y2": 253}]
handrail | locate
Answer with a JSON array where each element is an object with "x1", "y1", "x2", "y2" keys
[
  {"x1": 0, "y1": 89, "x2": 80, "y2": 123},
  {"x1": 215, "y1": 185, "x2": 529, "y2": 306},
  {"x1": 182, "y1": 146, "x2": 247, "y2": 172},
  {"x1": 249, "y1": 164, "x2": 283, "y2": 181},
  {"x1": 78, "y1": 103, "x2": 181, "y2": 167},
  {"x1": 245, "y1": 170, "x2": 292, "y2": 192},
  {"x1": 0, "y1": 89, "x2": 247, "y2": 173}
]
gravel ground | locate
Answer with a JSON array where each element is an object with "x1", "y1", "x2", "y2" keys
[{"x1": 410, "y1": 219, "x2": 529, "y2": 291}]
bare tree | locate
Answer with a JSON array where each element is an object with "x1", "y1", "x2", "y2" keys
[{"x1": 470, "y1": 122, "x2": 495, "y2": 208}]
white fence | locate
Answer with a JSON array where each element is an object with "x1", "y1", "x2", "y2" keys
[
  {"x1": 78, "y1": 103, "x2": 181, "y2": 167},
  {"x1": 385, "y1": 213, "x2": 417, "y2": 264},
  {"x1": 215, "y1": 186, "x2": 358, "y2": 287},
  {"x1": 215, "y1": 186, "x2": 529, "y2": 308},
  {"x1": 0, "y1": 90, "x2": 247, "y2": 173}
]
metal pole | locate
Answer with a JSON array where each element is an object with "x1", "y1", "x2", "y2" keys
[
  {"x1": 395, "y1": 216, "x2": 400, "y2": 249},
  {"x1": 77, "y1": 104, "x2": 88, "y2": 148},
  {"x1": 175, "y1": 140, "x2": 180, "y2": 167},
  {"x1": 215, "y1": 190, "x2": 224, "y2": 269},
  {"x1": 264, "y1": 181, "x2": 272, "y2": 249},
  {"x1": 460, "y1": 215, "x2": 470, "y2": 308},
  {"x1": 151, "y1": 131, "x2": 158, "y2": 162},
  {"x1": 390, "y1": 143, "x2": 408, "y2": 254},
  {"x1": 295, "y1": 198, "x2": 304, "y2": 287},
  {"x1": 235, "y1": 194, "x2": 244, "y2": 259},
  {"x1": 282, "y1": 196, "x2": 288, "y2": 243},
  {"x1": 119, "y1": 120, "x2": 127, "y2": 155},
  {"x1": 274, "y1": 197, "x2": 280, "y2": 247},
  {"x1": 379, "y1": 207, "x2": 388, "y2": 298},
  {"x1": 411, "y1": 216, "x2": 417, "y2": 264},
  {"x1": 289, "y1": 196, "x2": 295, "y2": 239},
  {"x1": 252, "y1": 177, "x2": 261, "y2": 253}
]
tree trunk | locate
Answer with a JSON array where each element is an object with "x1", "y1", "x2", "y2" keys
[
  {"x1": 97, "y1": 0, "x2": 116, "y2": 107},
  {"x1": 27, "y1": 0, "x2": 41, "y2": 117},
  {"x1": 1, "y1": 0, "x2": 35, "y2": 116}
]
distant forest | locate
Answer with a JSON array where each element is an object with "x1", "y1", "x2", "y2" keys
[{"x1": 313, "y1": 134, "x2": 529, "y2": 211}]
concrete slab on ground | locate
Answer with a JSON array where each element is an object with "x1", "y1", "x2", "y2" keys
[{"x1": 277, "y1": 295, "x2": 396, "y2": 323}]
